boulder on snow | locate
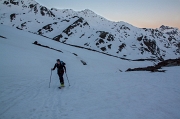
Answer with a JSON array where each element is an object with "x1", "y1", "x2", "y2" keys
[
  {"x1": 10, "y1": 13, "x2": 16, "y2": 22},
  {"x1": 33, "y1": 41, "x2": 38, "y2": 44},
  {"x1": 80, "y1": 60, "x2": 87, "y2": 65},
  {"x1": 0, "y1": 35, "x2": 7, "y2": 39},
  {"x1": 100, "y1": 47, "x2": 106, "y2": 51}
]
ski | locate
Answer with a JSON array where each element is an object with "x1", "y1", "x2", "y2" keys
[{"x1": 58, "y1": 86, "x2": 65, "y2": 89}]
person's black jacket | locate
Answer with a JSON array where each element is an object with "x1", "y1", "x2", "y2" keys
[{"x1": 52, "y1": 63, "x2": 66, "y2": 74}]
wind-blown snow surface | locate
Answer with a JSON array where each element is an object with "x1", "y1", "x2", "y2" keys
[{"x1": 0, "y1": 25, "x2": 180, "y2": 119}]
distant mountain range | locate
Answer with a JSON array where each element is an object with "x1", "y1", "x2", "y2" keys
[{"x1": 0, "y1": 0, "x2": 180, "y2": 60}]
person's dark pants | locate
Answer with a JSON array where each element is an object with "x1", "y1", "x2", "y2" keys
[{"x1": 58, "y1": 72, "x2": 64, "y2": 85}]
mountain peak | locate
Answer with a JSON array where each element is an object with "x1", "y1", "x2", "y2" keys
[
  {"x1": 81, "y1": 9, "x2": 94, "y2": 13},
  {"x1": 159, "y1": 25, "x2": 179, "y2": 31},
  {"x1": 160, "y1": 25, "x2": 173, "y2": 30},
  {"x1": 159, "y1": 25, "x2": 179, "y2": 35}
]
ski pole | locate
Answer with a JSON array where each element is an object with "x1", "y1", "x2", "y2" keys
[
  {"x1": 65, "y1": 72, "x2": 70, "y2": 86},
  {"x1": 49, "y1": 70, "x2": 52, "y2": 88}
]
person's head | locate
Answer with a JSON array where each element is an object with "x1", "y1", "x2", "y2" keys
[{"x1": 57, "y1": 59, "x2": 60, "y2": 64}]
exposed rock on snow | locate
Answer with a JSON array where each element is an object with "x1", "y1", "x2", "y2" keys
[
  {"x1": 33, "y1": 41, "x2": 63, "y2": 53},
  {"x1": 126, "y1": 58, "x2": 180, "y2": 72}
]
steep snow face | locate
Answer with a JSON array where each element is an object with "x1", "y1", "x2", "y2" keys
[
  {"x1": 0, "y1": 0, "x2": 180, "y2": 60},
  {"x1": 51, "y1": 8, "x2": 112, "y2": 31}
]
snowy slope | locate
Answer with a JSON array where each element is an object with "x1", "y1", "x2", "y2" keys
[
  {"x1": 0, "y1": 0, "x2": 180, "y2": 61},
  {"x1": 1, "y1": 24, "x2": 180, "y2": 119}
]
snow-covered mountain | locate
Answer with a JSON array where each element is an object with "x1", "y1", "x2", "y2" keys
[{"x1": 0, "y1": 0, "x2": 180, "y2": 60}]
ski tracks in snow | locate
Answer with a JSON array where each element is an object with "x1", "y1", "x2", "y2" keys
[{"x1": 0, "y1": 74, "x2": 68, "y2": 119}]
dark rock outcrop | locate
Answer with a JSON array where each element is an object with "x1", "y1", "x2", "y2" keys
[
  {"x1": 126, "y1": 58, "x2": 180, "y2": 72},
  {"x1": 33, "y1": 41, "x2": 63, "y2": 53}
]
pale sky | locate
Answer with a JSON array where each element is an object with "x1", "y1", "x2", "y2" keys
[{"x1": 36, "y1": 0, "x2": 180, "y2": 29}]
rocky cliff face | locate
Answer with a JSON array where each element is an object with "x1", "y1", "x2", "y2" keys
[{"x1": 0, "y1": 0, "x2": 180, "y2": 60}]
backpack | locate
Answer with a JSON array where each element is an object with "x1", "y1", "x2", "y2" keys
[{"x1": 60, "y1": 61, "x2": 66, "y2": 66}]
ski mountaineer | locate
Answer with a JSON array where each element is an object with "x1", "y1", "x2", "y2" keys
[{"x1": 51, "y1": 59, "x2": 66, "y2": 87}]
